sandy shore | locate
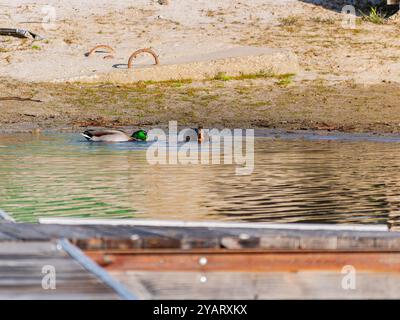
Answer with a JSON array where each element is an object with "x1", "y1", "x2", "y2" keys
[{"x1": 1, "y1": 0, "x2": 400, "y2": 132}]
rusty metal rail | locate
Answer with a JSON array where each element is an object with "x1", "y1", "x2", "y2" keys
[
  {"x1": 127, "y1": 48, "x2": 159, "y2": 69},
  {"x1": 85, "y1": 248, "x2": 400, "y2": 273},
  {"x1": 86, "y1": 44, "x2": 115, "y2": 57}
]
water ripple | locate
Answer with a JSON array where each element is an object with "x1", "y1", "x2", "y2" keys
[{"x1": 0, "y1": 133, "x2": 399, "y2": 226}]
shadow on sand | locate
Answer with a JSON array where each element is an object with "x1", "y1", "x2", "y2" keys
[{"x1": 300, "y1": 0, "x2": 398, "y2": 15}]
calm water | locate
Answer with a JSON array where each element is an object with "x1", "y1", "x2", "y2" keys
[{"x1": 1, "y1": 132, "x2": 400, "y2": 225}]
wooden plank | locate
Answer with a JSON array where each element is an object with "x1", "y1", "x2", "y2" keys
[
  {"x1": 0, "y1": 224, "x2": 51, "y2": 240},
  {"x1": 85, "y1": 249, "x2": 400, "y2": 272},
  {"x1": 0, "y1": 241, "x2": 120, "y2": 299},
  {"x1": 0, "y1": 222, "x2": 400, "y2": 251},
  {"x1": 108, "y1": 272, "x2": 153, "y2": 299},
  {"x1": 110, "y1": 271, "x2": 400, "y2": 299},
  {"x1": 38, "y1": 217, "x2": 389, "y2": 232},
  {"x1": 71, "y1": 227, "x2": 400, "y2": 251},
  {"x1": 59, "y1": 239, "x2": 137, "y2": 300},
  {"x1": 0, "y1": 231, "x2": 19, "y2": 241}
]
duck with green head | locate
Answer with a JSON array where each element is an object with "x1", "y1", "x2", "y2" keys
[{"x1": 81, "y1": 129, "x2": 147, "y2": 142}]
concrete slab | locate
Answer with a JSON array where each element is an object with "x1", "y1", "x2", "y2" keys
[{"x1": 57, "y1": 46, "x2": 299, "y2": 83}]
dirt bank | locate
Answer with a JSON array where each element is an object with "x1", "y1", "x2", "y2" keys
[
  {"x1": 1, "y1": 1, "x2": 400, "y2": 133},
  {"x1": 2, "y1": 77, "x2": 400, "y2": 134}
]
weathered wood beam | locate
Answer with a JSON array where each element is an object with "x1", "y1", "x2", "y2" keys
[{"x1": 85, "y1": 249, "x2": 400, "y2": 272}]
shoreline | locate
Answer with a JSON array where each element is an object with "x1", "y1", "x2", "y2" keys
[
  {"x1": 2, "y1": 1, "x2": 400, "y2": 135},
  {"x1": 1, "y1": 77, "x2": 400, "y2": 135},
  {"x1": 4, "y1": 123, "x2": 400, "y2": 144}
]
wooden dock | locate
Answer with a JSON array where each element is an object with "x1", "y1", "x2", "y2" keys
[
  {"x1": 1, "y1": 215, "x2": 400, "y2": 299},
  {"x1": 0, "y1": 240, "x2": 126, "y2": 299}
]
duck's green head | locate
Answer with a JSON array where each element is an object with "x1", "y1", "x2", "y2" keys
[{"x1": 131, "y1": 129, "x2": 147, "y2": 141}]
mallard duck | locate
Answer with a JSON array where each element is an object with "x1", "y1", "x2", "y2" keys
[
  {"x1": 185, "y1": 126, "x2": 209, "y2": 143},
  {"x1": 81, "y1": 129, "x2": 147, "y2": 142}
]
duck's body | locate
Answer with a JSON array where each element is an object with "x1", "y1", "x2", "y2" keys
[{"x1": 82, "y1": 129, "x2": 147, "y2": 142}]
